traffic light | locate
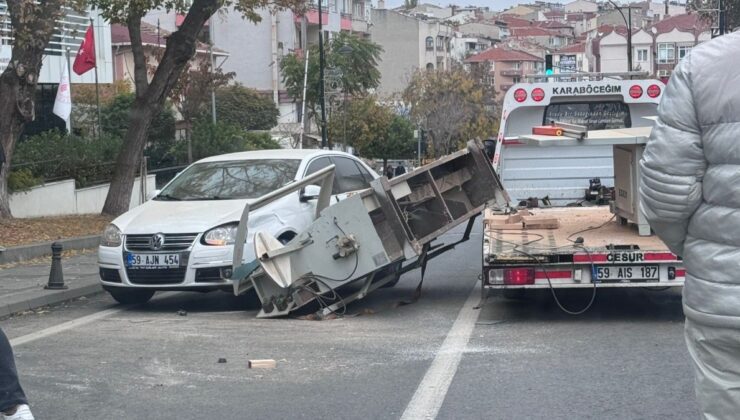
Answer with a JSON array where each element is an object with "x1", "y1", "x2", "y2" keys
[{"x1": 545, "y1": 54, "x2": 553, "y2": 75}]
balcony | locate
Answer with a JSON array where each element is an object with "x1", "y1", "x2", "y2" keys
[{"x1": 500, "y1": 69, "x2": 522, "y2": 77}]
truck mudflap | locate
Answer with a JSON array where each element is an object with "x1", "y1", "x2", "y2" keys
[{"x1": 233, "y1": 140, "x2": 509, "y2": 318}]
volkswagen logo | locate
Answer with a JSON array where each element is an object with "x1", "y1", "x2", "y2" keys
[{"x1": 150, "y1": 233, "x2": 165, "y2": 251}]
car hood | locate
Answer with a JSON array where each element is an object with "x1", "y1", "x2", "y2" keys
[{"x1": 113, "y1": 199, "x2": 258, "y2": 234}]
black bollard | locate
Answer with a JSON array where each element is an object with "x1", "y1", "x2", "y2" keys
[{"x1": 46, "y1": 242, "x2": 67, "y2": 290}]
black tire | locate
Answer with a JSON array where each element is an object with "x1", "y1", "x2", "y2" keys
[{"x1": 107, "y1": 288, "x2": 155, "y2": 304}]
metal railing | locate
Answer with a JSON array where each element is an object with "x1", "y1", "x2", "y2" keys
[{"x1": 231, "y1": 164, "x2": 336, "y2": 272}]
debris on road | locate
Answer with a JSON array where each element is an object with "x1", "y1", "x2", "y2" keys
[
  {"x1": 248, "y1": 359, "x2": 277, "y2": 369},
  {"x1": 217, "y1": 358, "x2": 227, "y2": 364}
]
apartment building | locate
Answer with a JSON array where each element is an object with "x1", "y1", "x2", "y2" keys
[
  {"x1": 0, "y1": 3, "x2": 113, "y2": 135},
  {"x1": 591, "y1": 14, "x2": 710, "y2": 81},
  {"x1": 143, "y1": 0, "x2": 371, "y2": 125},
  {"x1": 465, "y1": 47, "x2": 543, "y2": 101},
  {"x1": 551, "y1": 42, "x2": 590, "y2": 73},
  {"x1": 370, "y1": 8, "x2": 453, "y2": 94}
]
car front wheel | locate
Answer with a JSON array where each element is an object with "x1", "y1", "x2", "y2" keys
[{"x1": 106, "y1": 288, "x2": 155, "y2": 305}]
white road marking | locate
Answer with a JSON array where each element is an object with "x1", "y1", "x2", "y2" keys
[
  {"x1": 9, "y1": 292, "x2": 180, "y2": 347},
  {"x1": 401, "y1": 281, "x2": 483, "y2": 420},
  {"x1": 9, "y1": 307, "x2": 124, "y2": 347}
]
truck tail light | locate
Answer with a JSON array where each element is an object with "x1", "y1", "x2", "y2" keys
[
  {"x1": 647, "y1": 84, "x2": 661, "y2": 98},
  {"x1": 531, "y1": 88, "x2": 545, "y2": 102},
  {"x1": 504, "y1": 268, "x2": 535, "y2": 285},
  {"x1": 629, "y1": 85, "x2": 643, "y2": 99},
  {"x1": 513, "y1": 88, "x2": 527, "y2": 102}
]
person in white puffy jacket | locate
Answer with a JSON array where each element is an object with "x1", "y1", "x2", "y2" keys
[{"x1": 640, "y1": 31, "x2": 740, "y2": 419}]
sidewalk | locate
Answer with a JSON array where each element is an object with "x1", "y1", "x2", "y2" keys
[{"x1": 0, "y1": 253, "x2": 102, "y2": 318}]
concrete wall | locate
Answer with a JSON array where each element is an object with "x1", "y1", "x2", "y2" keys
[
  {"x1": 214, "y1": 7, "x2": 297, "y2": 92},
  {"x1": 10, "y1": 175, "x2": 156, "y2": 218},
  {"x1": 371, "y1": 9, "x2": 420, "y2": 95}
]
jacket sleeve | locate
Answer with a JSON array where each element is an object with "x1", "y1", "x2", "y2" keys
[{"x1": 639, "y1": 53, "x2": 706, "y2": 256}]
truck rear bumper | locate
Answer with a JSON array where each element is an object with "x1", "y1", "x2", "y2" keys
[{"x1": 485, "y1": 280, "x2": 684, "y2": 289}]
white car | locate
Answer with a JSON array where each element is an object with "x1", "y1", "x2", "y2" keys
[{"x1": 98, "y1": 149, "x2": 379, "y2": 304}]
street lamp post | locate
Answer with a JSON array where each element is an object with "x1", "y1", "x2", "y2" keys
[
  {"x1": 608, "y1": 0, "x2": 632, "y2": 72},
  {"x1": 338, "y1": 44, "x2": 353, "y2": 149},
  {"x1": 318, "y1": 0, "x2": 328, "y2": 149}
]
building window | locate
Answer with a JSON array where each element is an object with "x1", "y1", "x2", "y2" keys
[
  {"x1": 513, "y1": 62, "x2": 521, "y2": 70},
  {"x1": 637, "y1": 49, "x2": 648, "y2": 62},
  {"x1": 658, "y1": 69, "x2": 671, "y2": 78},
  {"x1": 512, "y1": 77, "x2": 521, "y2": 84},
  {"x1": 657, "y1": 43, "x2": 675, "y2": 64},
  {"x1": 426, "y1": 62, "x2": 434, "y2": 71},
  {"x1": 678, "y1": 45, "x2": 692, "y2": 60},
  {"x1": 436, "y1": 36, "x2": 444, "y2": 51},
  {"x1": 425, "y1": 36, "x2": 433, "y2": 50}
]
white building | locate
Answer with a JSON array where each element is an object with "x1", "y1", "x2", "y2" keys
[
  {"x1": 551, "y1": 42, "x2": 590, "y2": 73},
  {"x1": 450, "y1": 33, "x2": 494, "y2": 62},
  {"x1": 0, "y1": 4, "x2": 113, "y2": 134},
  {"x1": 592, "y1": 14, "x2": 711, "y2": 80},
  {"x1": 143, "y1": 1, "x2": 372, "y2": 127},
  {"x1": 564, "y1": 0, "x2": 598, "y2": 14}
]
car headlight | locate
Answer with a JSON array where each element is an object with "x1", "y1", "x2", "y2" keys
[
  {"x1": 101, "y1": 224, "x2": 122, "y2": 247},
  {"x1": 203, "y1": 223, "x2": 238, "y2": 246}
]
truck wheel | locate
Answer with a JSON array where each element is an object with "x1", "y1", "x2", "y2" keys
[
  {"x1": 106, "y1": 288, "x2": 155, "y2": 304},
  {"x1": 502, "y1": 289, "x2": 527, "y2": 300}
]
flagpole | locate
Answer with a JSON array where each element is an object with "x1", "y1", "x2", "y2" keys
[
  {"x1": 91, "y1": 17, "x2": 102, "y2": 139},
  {"x1": 65, "y1": 47, "x2": 73, "y2": 133}
]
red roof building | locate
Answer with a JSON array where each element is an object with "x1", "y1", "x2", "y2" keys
[{"x1": 465, "y1": 47, "x2": 543, "y2": 101}]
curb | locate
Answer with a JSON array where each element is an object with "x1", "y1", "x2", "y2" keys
[
  {"x1": 0, "y1": 283, "x2": 104, "y2": 319},
  {"x1": 0, "y1": 235, "x2": 100, "y2": 265}
]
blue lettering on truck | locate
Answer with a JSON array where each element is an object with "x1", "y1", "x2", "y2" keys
[{"x1": 552, "y1": 85, "x2": 623, "y2": 95}]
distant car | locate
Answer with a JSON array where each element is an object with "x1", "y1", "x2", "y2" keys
[{"x1": 98, "y1": 149, "x2": 379, "y2": 304}]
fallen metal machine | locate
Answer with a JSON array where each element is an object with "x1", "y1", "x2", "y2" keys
[{"x1": 231, "y1": 140, "x2": 509, "y2": 318}]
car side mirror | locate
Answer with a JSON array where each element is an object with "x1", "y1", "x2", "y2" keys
[
  {"x1": 300, "y1": 185, "x2": 321, "y2": 202},
  {"x1": 147, "y1": 189, "x2": 161, "y2": 201}
]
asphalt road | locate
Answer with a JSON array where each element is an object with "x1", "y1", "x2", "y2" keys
[{"x1": 1, "y1": 227, "x2": 699, "y2": 419}]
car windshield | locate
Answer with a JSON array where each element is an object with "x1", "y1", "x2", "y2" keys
[{"x1": 156, "y1": 159, "x2": 301, "y2": 201}]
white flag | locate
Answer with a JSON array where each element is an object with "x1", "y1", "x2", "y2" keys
[{"x1": 53, "y1": 64, "x2": 72, "y2": 122}]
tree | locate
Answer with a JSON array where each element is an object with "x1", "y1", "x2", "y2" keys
[
  {"x1": 403, "y1": 67, "x2": 497, "y2": 158},
  {"x1": 89, "y1": 0, "x2": 302, "y2": 216},
  {"x1": 0, "y1": 0, "x2": 84, "y2": 218},
  {"x1": 688, "y1": 0, "x2": 740, "y2": 32},
  {"x1": 280, "y1": 32, "x2": 382, "y2": 146},
  {"x1": 215, "y1": 84, "x2": 279, "y2": 131},
  {"x1": 168, "y1": 58, "x2": 234, "y2": 163},
  {"x1": 328, "y1": 97, "x2": 415, "y2": 169}
]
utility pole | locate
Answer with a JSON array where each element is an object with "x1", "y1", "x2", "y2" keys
[
  {"x1": 318, "y1": 0, "x2": 328, "y2": 149},
  {"x1": 719, "y1": 0, "x2": 726, "y2": 36},
  {"x1": 209, "y1": 17, "x2": 217, "y2": 124}
]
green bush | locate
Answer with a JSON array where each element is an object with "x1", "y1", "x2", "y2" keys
[
  {"x1": 11, "y1": 129, "x2": 122, "y2": 188},
  {"x1": 7, "y1": 168, "x2": 42, "y2": 193},
  {"x1": 173, "y1": 120, "x2": 280, "y2": 163},
  {"x1": 100, "y1": 93, "x2": 177, "y2": 168},
  {"x1": 215, "y1": 85, "x2": 279, "y2": 131}
]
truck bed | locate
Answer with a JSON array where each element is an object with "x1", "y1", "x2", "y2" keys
[{"x1": 484, "y1": 207, "x2": 669, "y2": 256}]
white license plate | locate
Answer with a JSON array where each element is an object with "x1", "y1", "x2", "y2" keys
[
  {"x1": 126, "y1": 253, "x2": 180, "y2": 269},
  {"x1": 595, "y1": 265, "x2": 659, "y2": 282}
]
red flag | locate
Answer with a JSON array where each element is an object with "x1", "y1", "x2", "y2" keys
[{"x1": 73, "y1": 25, "x2": 96, "y2": 75}]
